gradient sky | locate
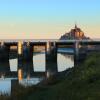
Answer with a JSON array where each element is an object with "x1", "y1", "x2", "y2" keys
[{"x1": 0, "y1": 0, "x2": 100, "y2": 39}]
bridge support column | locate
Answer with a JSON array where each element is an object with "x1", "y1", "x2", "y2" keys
[
  {"x1": 23, "y1": 42, "x2": 33, "y2": 78},
  {"x1": 74, "y1": 41, "x2": 79, "y2": 65},
  {"x1": 74, "y1": 41, "x2": 87, "y2": 65},
  {"x1": 11, "y1": 79, "x2": 19, "y2": 94},
  {"x1": 46, "y1": 42, "x2": 57, "y2": 78},
  {"x1": 18, "y1": 41, "x2": 23, "y2": 80},
  {"x1": 18, "y1": 42, "x2": 34, "y2": 80},
  {"x1": 0, "y1": 41, "x2": 10, "y2": 75}
]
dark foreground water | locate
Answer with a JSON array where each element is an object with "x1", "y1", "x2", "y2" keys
[{"x1": 0, "y1": 52, "x2": 74, "y2": 94}]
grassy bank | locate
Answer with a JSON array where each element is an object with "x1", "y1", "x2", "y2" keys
[{"x1": 1, "y1": 52, "x2": 100, "y2": 100}]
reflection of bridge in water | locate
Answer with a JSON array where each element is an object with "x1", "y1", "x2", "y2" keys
[{"x1": 0, "y1": 39, "x2": 100, "y2": 80}]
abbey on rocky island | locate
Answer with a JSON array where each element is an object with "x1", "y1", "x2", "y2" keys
[{"x1": 60, "y1": 25, "x2": 90, "y2": 40}]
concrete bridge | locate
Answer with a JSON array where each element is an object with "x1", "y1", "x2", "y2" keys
[{"x1": 0, "y1": 39, "x2": 100, "y2": 80}]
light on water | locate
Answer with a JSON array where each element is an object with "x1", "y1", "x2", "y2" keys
[
  {"x1": 57, "y1": 53, "x2": 74, "y2": 72},
  {"x1": 58, "y1": 48, "x2": 74, "y2": 53},
  {"x1": 33, "y1": 53, "x2": 46, "y2": 72},
  {"x1": 0, "y1": 79, "x2": 11, "y2": 95},
  {"x1": 19, "y1": 78, "x2": 43, "y2": 86},
  {"x1": 9, "y1": 59, "x2": 17, "y2": 71}
]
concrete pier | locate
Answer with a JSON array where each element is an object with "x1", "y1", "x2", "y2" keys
[
  {"x1": 74, "y1": 41, "x2": 87, "y2": 65},
  {"x1": 18, "y1": 41, "x2": 23, "y2": 80},
  {"x1": 46, "y1": 42, "x2": 58, "y2": 78},
  {"x1": 74, "y1": 41, "x2": 79, "y2": 63},
  {"x1": 11, "y1": 79, "x2": 19, "y2": 95},
  {"x1": 0, "y1": 42, "x2": 10, "y2": 73},
  {"x1": 18, "y1": 41, "x2": 23, "y2": 69},
  {"x1": 18, "y1": 42, "x2": 33, "y2": 79},
  {"x1": 23, "y1": 42, "x2": 33, "y2": 78}
]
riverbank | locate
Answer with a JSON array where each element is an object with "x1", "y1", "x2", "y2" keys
[
  {"x1": 1, "y1": 52, "x2": 100, "y2": 100},
  {"x1": 28, "y1": 52, "x2": 100, "y2": 100}
]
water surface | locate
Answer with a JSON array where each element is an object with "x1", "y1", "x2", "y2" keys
[{"x1": 0, "y1": 52, "x2": 74, "y2": 94}]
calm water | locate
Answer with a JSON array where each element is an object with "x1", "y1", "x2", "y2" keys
[{"x1": 0, "y1": 52, "x2": 74, "y2": 94}]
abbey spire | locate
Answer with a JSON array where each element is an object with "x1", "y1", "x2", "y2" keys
[{"x1": 75, "y1": 24, "x2": 77, "y2": 29}]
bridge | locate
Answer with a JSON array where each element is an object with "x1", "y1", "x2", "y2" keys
[{"x1": 0, "y1": 39, "x2": 100, "y2": 80}]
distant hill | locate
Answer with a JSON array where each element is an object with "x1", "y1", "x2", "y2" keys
[{"x1": 60, "y1": 25, "x2": 90, "y2": 40}]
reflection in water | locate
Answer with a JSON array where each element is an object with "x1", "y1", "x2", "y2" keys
[
  {"x1": 33, "y1": 53, "x2": 74, "y2": 72},
  {"x1": 18, "y1": 69, "x2": 23, "y2": 81},
  {"x1": 9, "y1": 59, "x2": 17, "y2": 71},
  {"x1": 61, "y1": 53, "x2": 74, "y2": 62},
  {"x1": 0, "y1": 78, "x2": 13, "y2": 95},
  {"x1": 0, "y1": 80, "x2": 11, "y2": 95},
  {"x1": 9, "y1": 53, "x2": 74, "y2": 72},
  {"x1": 0, "y1": 52, "x2": 74, "y2": 94},
  {"x1": 0, "y1": 78, "x2": 41, "y2": 95},
  {"x1": 58, "y1": 48, "x2": 74, "y2": 53},
  {"x1": 19, "y1": 78, "x2": 42, "y2": 86},
  {"x1": 57, "y1": 53, "x2": 74, "y2": 72},
  {"x1": 33, "y1": 53, "x2": 46, "y2": 72}
]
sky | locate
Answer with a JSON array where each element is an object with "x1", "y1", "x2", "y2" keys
[{"x1": 0, "y1": 0, "x2": 100, "y2": 39}]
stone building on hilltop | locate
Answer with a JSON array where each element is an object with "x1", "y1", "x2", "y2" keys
[{"x1": 60, "y1": 25, "x2": 89, "y2": 40}]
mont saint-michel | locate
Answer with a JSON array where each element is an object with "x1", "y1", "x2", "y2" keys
[{"x1": 60, "y1": 25, "x2": 90, "y2": 40}]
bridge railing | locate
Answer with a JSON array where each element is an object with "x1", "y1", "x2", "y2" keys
[{"x1": 0, "y1": 38, "x2": 100, "y2": 43}]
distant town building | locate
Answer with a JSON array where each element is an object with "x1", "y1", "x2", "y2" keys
[{"x1": 60, "y1": 25, "x2": 90, "y2": 40}]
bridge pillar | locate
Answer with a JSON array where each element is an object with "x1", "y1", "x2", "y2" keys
[
  {"x1": 18, "y1": 41, "x2": 23, "y2": 80},
  {"x1": 46, "y1": 42, "x2": 57, "y2": 78},
  {"x1": 18, "y1": 41, "x2": 34, "y2": 79},
  {"x1": 0, "y1": 41, "x2": 10, "y2": 75},
  {"x1": 74, "y1": 41, "x2": 87, "y2": 65},
  {"x1": 74, "y1": 41, "x2": 80, "y2": 64},
  {"x1": 22, "y1": 42, "x2": 33, "y2": 78},
  {"x1": 11, "y1": 79, "x2": 19, "y2": 94}
]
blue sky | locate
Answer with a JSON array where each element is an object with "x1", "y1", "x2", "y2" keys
[{"x1": 0, "y1": 0, "x2": 100, "y2": 39}]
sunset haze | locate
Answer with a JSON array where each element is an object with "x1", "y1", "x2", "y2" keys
[{"x1": 0, "y1": 0, "x2": 100, "y2": 39}]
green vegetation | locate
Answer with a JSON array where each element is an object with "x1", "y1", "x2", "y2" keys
[{"x1": 1, "y1": 52, "x2": 100, "y2": 100}]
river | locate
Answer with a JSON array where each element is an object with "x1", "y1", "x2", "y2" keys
[{"x1": 0, "y1": 50, "x2": 74, "y2": 94}]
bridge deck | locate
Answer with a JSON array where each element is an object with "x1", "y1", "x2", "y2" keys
[{"x1": 0, "y1": 39, "x2": 100, "y2": 43}]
